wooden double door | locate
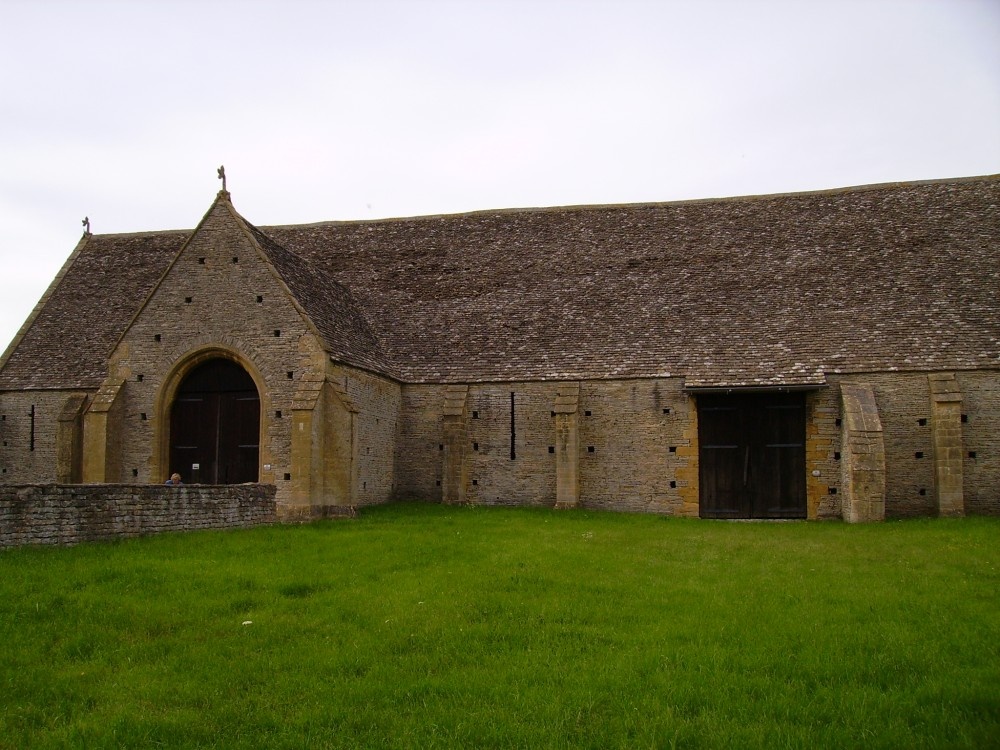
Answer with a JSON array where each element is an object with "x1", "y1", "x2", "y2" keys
[
  {"x1": 169, "y1": 359, "x2": 260, "y2": 484},
  {"x1": 698, "y1": 392, "x2": 807, "y2": 519}
]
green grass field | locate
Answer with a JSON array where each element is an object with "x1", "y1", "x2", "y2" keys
[{"x1": 1, "y1": 503, "x2": 998, "y2": 748}]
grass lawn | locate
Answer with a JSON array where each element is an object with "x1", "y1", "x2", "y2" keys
[{"x1": 1, "y1": 503, "x2": 998, "y2": 749}]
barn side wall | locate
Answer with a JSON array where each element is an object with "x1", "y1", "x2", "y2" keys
[
  {"x1": 342, "y1": 366, "x2": 402, "y2": 507},
  {"x1": 869, "y1": 372, "x2": 938, "y2": 516},
  {"x1": 393, "y1": 377, "x2": 843, "y2": 518},
  {"x1": 393, "y1": 371, "x2": 998, "y2": 519},
  {"x1": 4, "y1": 370, "x2": 998, "y2": 520},
  {"x1": 395, "y1": 384, "x2": 448, "y2": 502},
  {"x1": 958, "y1": 370, "x2": 1000, "y2": 516},
  {"x1": 0, "y1": 390, "x2": 93, "y2": 484}
]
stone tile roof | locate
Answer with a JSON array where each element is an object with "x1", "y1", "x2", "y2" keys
[
  {"x1": 266, "y1": 175, "x2": 1000, "y2": 385},
  {"x1": 0, "y1": 230, "x2": 187, "y2": 389},
  {"x1": 2, "y1": 175, "x2": 997, "y2": 390},
  {"x1": 244, "y1": 223, "x2": 392, "y2": 374}
]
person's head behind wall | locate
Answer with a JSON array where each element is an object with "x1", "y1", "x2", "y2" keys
[{"x1": 165, "y1": 472, "x2": 182, "y2": 486}]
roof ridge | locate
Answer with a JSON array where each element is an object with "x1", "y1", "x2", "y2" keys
[
  {"x1": 81, "y1": 227, "x2": 191, "y2": 240},
  {"x1": 260, "y1": 173, "x2": 1000, "y2": 229}
]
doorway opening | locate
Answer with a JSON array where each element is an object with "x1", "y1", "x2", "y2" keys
[
  {"x1": 697, "y1": 392, "x2": 806, "y2": 519},
  {"x1": 169, "y1": 358, "x2": 260, "y2": 484}
]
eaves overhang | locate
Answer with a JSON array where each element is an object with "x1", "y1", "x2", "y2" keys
[{"x1": 681, "y1": 382, "x2": 829, "y2": 395}]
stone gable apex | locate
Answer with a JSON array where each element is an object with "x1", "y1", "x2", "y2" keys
[
  {"x1": 103, "y1": 192, "x2": 392, "y2": 380},
  {"x1": 106, "y1": 191, "x2": 322, "y2": 356}
]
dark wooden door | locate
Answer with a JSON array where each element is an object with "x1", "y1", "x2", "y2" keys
[
  {"x1": 698, "y1": 393, "x2": 806, "y2": 519},
  {"x1": 169, "y1": 359, "x2": 259, "y2": 484}
]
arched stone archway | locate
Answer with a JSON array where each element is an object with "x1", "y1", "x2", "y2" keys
[{"x1": 168, "y1": 358, "x2": 260, "y2": 484}]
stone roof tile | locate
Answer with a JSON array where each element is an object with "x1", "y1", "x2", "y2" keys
[
  {"x1": 2, "y1": 176, "x2": 997, "y2": 390},
  {"x1": 267, "y1": 176, "x2": 1000, "y2": 385},
  {"x1": 0, "y1": 230, "x2": 187, "y2": 389},
  {"x1": 244, "y1": 223, "x2": 393, "y2": 375}
]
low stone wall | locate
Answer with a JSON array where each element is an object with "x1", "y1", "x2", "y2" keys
[
  {"x1": 0, "y1": 483, "x2": 277, "y2": 548},
  {"x1": 278, "y1": 504, "x2": 358, "y2": 523}
]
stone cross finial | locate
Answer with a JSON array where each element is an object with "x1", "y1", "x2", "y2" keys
[
  {"x1": 217, "y1": 165, "x2": 227, "y2": 192},
  {"x1": 82, "y1": 216, "x2": 91, "y2": 236}
]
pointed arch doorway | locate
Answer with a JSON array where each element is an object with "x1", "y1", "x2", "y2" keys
[{"x1": 169, "y1": 358, "x2": 260, "y2": 484}]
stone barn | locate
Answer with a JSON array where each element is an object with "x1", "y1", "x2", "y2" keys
[{"x1": 0, "y1": 174, "x2": 997, "y2": 521}]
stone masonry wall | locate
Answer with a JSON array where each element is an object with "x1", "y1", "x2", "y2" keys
[
  {"x1": 0, "y1": 391, "x2": 85, "y2": 484},
  {"x1": 578, "y1": 379, "x2": 692, "y2": 514},
  {"x1": 6, "y1": 365, "x2": 997, "y2": 520},
  {"x1": 858, "y1": 373, "x2": 936, "y2": 517},
  {"x1": 833, "y1": 370, "x2": 1000, "y2": 518},
  {"x1": 929, "y1": 373, "x2": 964, "y2": 516},
  {"x1": 395, "y1": 378, "x2": 852, "y2": 517},
  {"x1": 805, "y1": 385, "x2": 842, "y2": 519},
  {"x1": 0, "y1": 483, "x2": 276, "y2": 548},
  {"x1": 957, "y1": 371, "x2": 1000, "y2": 516},
  {"x1": 394, "y1": 372, "x2": 998, "y2": 519},
  {"x1": 838, "y1": 382, "x2": 887, "y2": 523},
  {"x1": 112, "y1": 201, "x2": 324, "y2": 504},
  {"x1": 396, "y1": 379, "x2": 700, "y2": 513},
  {"x1": 345, "y1": 367, "x2": 402, "y2": 506},
  {"x1": 395, "y1": 384, "x2": 447, "y2": 502},
  {"x1": 466, "y1": 383, "x2": 558, "y2": 507}
]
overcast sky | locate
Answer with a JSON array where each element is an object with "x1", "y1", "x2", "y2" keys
[{"x1": 1, "y1": 0, "x2": 998, "y2": 354}]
